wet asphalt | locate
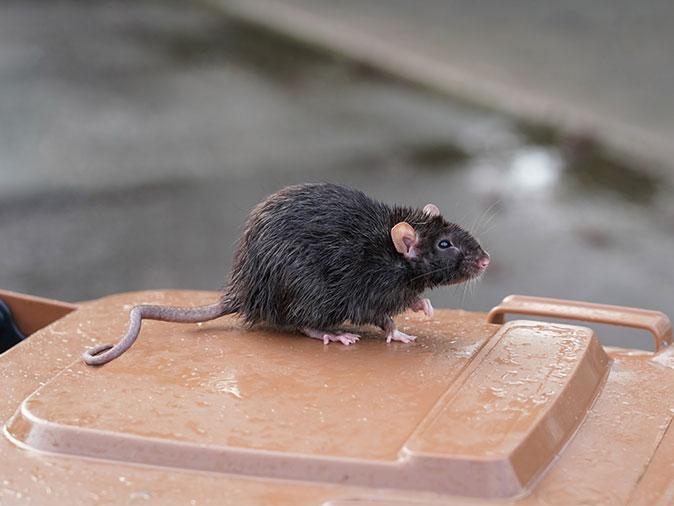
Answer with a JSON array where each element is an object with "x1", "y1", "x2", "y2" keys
[
  {"x1": 225, "y1": 0, "x2": 674, "y2": 175},
  {"x1": 1, "y1": 0, "x2": 672, "y2": 349}
]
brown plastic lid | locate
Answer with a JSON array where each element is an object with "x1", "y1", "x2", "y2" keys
[
  {"x1": 0, "y1": 288, "x2": 77, "y2": 336},
  {"x1": 3, "y1": 290, "x2": 611, "y2": 500}
]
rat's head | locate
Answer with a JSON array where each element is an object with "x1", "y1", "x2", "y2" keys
[{"x1": 391, "y1": 204, "x2": 490, "y2": 288}]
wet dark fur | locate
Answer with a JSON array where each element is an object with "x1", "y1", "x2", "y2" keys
[{"x1": 224, "y1": 183, "x2": 487, "y2": 331}]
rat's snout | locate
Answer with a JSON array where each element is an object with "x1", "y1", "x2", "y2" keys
[{"x1": 476, "y1": 253, "x2": 490, "y2": 270}]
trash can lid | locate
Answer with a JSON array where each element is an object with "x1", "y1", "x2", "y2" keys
[{"x1": 4, "y1": 290, "x2": 609, "y2": 499}]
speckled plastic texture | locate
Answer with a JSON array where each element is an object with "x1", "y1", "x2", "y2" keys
[{"x1": 1, "y1": 290, "x2": 674, "y2": 505}]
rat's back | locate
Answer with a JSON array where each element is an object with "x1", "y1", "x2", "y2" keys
[{"x1": 226, "y1": 183, "x2": 403, "y2": 328}]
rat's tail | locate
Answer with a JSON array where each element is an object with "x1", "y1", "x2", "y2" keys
[{"x1": 82, "y1": 298, "x2": 237, "y2": 366}]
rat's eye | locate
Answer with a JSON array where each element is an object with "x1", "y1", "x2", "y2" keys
[{"x1": 438, "y1": 239, "x2": 452, "y2": 249}]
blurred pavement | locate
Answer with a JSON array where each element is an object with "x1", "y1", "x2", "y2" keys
[
  {"x1": 218, "y1": 0, "x2": 674, "y2": 176},
  {"x1": 0, "y1": 0, "x2": 672, "y2": 349}
]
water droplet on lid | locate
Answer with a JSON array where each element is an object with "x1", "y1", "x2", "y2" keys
[{"x1": 130, "y1": 490, "x2": 152, "y2": 501}]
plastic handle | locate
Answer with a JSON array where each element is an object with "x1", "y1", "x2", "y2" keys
[{"x1": 487, "y1": 295, "x2": 673, "y2": 352}]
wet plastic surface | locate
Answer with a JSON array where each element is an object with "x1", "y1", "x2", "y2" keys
[{"x1": 1, "y1": 290, "x2": 674, "y2": 505}]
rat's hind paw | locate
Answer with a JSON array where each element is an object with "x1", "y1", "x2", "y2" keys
[
  {"x1": 302, "y1": 328, "x2": 360, "y2": 345},
  {"x1": 386, "y1": 330, "x2": 417, "y2": 344}
]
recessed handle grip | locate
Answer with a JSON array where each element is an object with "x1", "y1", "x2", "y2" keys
[{"x1": 487, "y1": 295, "x2": 673, "y2": 351}]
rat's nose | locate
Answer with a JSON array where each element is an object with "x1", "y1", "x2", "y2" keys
[{"x1": 477, "y1": 254, "x2": 490, "y2": 270}]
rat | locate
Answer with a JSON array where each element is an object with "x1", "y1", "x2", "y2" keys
[{"x1": 83, "y1": 183, "x2": 490, "y2": 365}]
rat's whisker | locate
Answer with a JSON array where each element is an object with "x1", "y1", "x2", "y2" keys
[
  {"x1": 477, "y1": 212, "x2": 497, "y2": 235},
  {"x1": 472, "y1": 204, "x2": 491, "y2": 233},
  {"x1": 470, "y1": 209, "x2": 482, "y2": 234},
  {"x1": 456, "y1": 202, "x2": 474, "y2": 228},
  {"x1": 477, "y1": 220, "x2": 498, "y2": 237},
  {"x1": 409, "y1": 266, "x2": 451, "y2": 282},
  {"x1": 460, "y1": 282, "x2": 469, "y2": 306},
  {"x1": 474, "y1": 199, "x2": 501, "y2": 236}
]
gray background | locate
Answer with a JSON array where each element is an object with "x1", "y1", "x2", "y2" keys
[{"x1": 1, "y1": 0, "x2": 672, "y2": 349}]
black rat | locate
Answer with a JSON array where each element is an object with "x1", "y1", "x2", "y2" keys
[{"x1": 83, "y1": 183, "x2": 489, "y2": 365}]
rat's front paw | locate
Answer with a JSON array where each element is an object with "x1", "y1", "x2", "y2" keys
[
  {"x1": 410, "y1": 298, "x2": 433, "y2": 317},
  {"x1": 386, "y1": 329, "x2": 417, "y2": 344}
]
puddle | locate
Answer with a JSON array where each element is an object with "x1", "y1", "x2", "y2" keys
[
  {"x1": 517, "y1": 123, "x2": 663, "y2": 204},
  {"x1": 561, "y1": 138, "x2": 660, "y2": 204}
]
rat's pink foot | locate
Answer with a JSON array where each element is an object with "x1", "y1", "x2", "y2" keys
[
  {"x1": 410, "y1": 298, "x2": 434, "y2": 317},
  {"x1": 302, "y1": 328, "x2": 360, "y2": 345},
  {"x1": 386, "y1": 329, "x2": 417, "y2": 344},
  {"x1": 379, "y1": 315, "x2": 417, "y2": 344}
]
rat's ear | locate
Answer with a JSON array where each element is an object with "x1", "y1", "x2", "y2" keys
[
  {"x1": 423, "y1": 203, "x2": 440, "y2": 217},
  {"x1": 391, "y1": 222, "x2": 418, "y2": 258}
]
